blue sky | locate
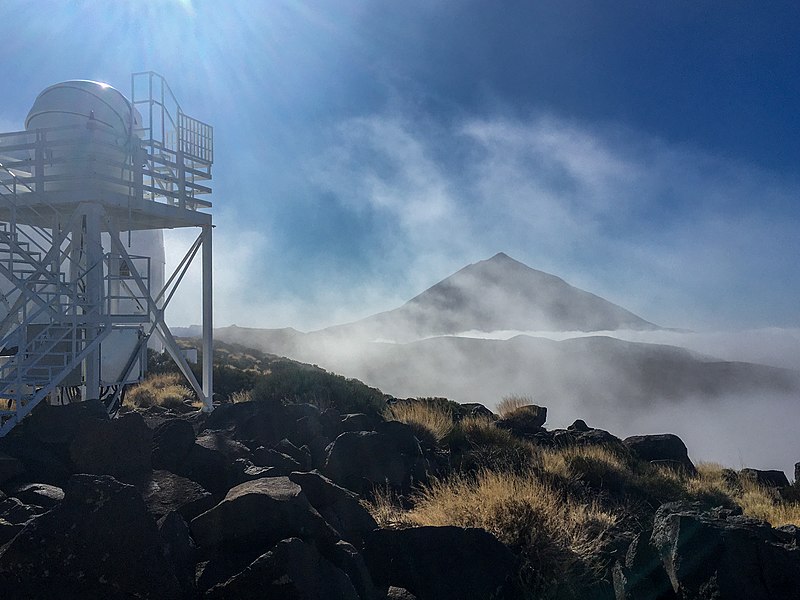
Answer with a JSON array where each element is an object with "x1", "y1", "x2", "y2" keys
[{"x1": 1, "y1": 0, "x2": 799, "y2": 331}]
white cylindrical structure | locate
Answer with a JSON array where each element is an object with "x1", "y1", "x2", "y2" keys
[
  {"x1": 26, "y1": 80, "x2": 138, "y2": 136},
  {"x1": 25, "y1": 80, "x2": 141, "y2": 194}
]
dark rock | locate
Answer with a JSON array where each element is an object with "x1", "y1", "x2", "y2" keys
[
  {"x1": 196, "y1": 430, "x2": 252, "y2": 461},
  {"x1": 328, "y1": 540, "x2": 383, "y2": 600},
  {"x1": 650, "y1": 501, "x2": 800, "y2": 599},
  {"x1": 190, "y1": 476, "x2": 338, "y2": 554},
  {"x1": 69, "y1": 412, "x2": 152, "y2": 480},
  {"x1": 341, "y1": 413, "x2": 374, "y2": 432},
  {"x1": 496, "y1": 404, "x2": 547, "y2": 437},
  {"x1": 324, "y1": 421, "x2": 427, "y2": 495},
  {"x1": 0, "y1": 441, "x2": 70, "y2": 485},
  {"x1": 158, "y1": 511, "x2": 197, "y2": 599},
  {"x1": 206, "y1": 537, "x2": 360, "y2": 600},
  {"x1": 0, "y1": 496, "x2": 43, "y2": 525},
  {"x1": 274, "y1": 438, "x2": 313, "y2": 471},
  {"x1": 6, "y1": 483, "x2": 63, "y2": 509},
  {"x1": 181, "y1": 443, "x2": 234, "y2": 494},
  {"x1": 795, "y1": 462, "x2": 799, "y2": 486},
  {"x1": 152, "y1": 418, "x2": 196, "y2": 472},
  {"x1": 0, "y1": 452, "x2": 24, "y2": 485},
  {"x1": 740, "y1": 468, "x2": 790, "y2": 488},
  {"x1": 568, "y1": 419, "x2": 590, "y2": 432},
  {"x1": 289, "y1": 470, "x2": 378, "y2": 547},
  {"x1": 320, "y1": 407, "x2": 344, "y2": 439},
  {"x1": 139, "y1": 469, "x2": 215, "y2": 521},
  {"x1": 552, "y1": 427, "x2": 625, "y2": 450},
  {"x1": 363, "y1": 526, "x2": 515, "y2": 600},
  {"x1": 0, "y1": 474, "x2": 181, "y2": 599},
  {"x1": 231, "y1": 459, "x2": 281, "y2": 483},
  {"x1": 388, "y1": 588, "x2": 418, "y2": 600},
  {"x1": 460, "y1": 403, "x2": 495, "y2": 420},
  {"x1": 623, "y1": 434, "x2": 696, "y2": 474},
  {"x1": 253, "y1": 447, "x2": 302, "y2": 472},
  {"x1": 612, "y1": 531, "x2": 677, "y2": 600},
  {"x1": 24, "y1": 400, "x2": 108, "y2": 445}
]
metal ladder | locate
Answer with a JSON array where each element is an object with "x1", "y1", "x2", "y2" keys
[{"x1": 0, "y1": 168, "x2": 109, "y2": 436}]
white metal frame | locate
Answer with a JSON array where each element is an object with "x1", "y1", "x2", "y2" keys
[{"x1": 0, "y1": 72, "x2": 214, "y2": 435}]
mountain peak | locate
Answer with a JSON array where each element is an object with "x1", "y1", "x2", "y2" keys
[{"x1": 321, "y1": 254, "x2": 658, "y2": 342}]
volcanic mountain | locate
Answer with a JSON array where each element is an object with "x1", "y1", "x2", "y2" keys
[{"x1": 319, "y1": 252, "x2": 658, "y2": 342}]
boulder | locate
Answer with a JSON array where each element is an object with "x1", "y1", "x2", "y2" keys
[
  {"x1": 388, "y1": 588, "x2": 418, "y2": 600},
  {"x1": 24, "y1": 400, "x2": 108, "y2": 446},
  {"x1": 253, "y1": 447, "x2": 302, "y2": 472},
  {"x1": 324, "y1": 421, "x2": 427, "y2": 495},
  {"x1": 196, "y1": 430, "x2": 253, "y2": 461},
  {"x1": 4, "y1": 443, "x2": 70, "y2": 485},
  {"x1": 152, "y1": 418, "x2": 196, "y2": 472},
  {"x1": 139, "y1": 469, "x2": 215, "y2": 521},
  {"x1": 6, "y1": 483, "x2": 64, "y2": 509},
  {"x1": 69, "y1": 412, "x2": 152, "y2": 480},
  {"x1": 274, "y1": 438, "x2": 313, "y2": 471},
  {"x1": 363, "y1": 526, "x2": 515, "y2": 600},
  {"x1": 496, "y1": 404, "x2": 547, "y2": 437},
  {"x1": 0, "y1": 452, "x2": 24, "y2": 486},
  {"x1": 341, "y1": 413, "x2": 374, "y2": 432},
  {"x1": 180, "y1": 443, "x2": 234, "y2": 494},
  {"x1": 329, "y1": 540, "x2": 383, "y2": 600},
  {"x1": 459, "y1": 403, "x2": 495, "y2": 420},
  {"x1": 158, "y1": 511, "x2": 197, "y2": 599},
  {"x1": 206, "y1": 537, "x2": 360, "y2": 600},
  {"x1": 568, "y1": 419, "x2": 590, "y2": 432},
  {"x1": 650, "y1": 502, "x2": 800, "y2": 599},
  {"x1": 289, "y1": 470, "x2": 378, "y2": 547},
  {"x1": 740, "y1": 468, "x2": 790, "y2": 488},
  {"x1": 612, "y1": 531, "x2": 677, "y2": 600},
  {"x1": 623, "y1": 434, "x2": 696, "y2": 474},
  {"x1": 190, "y1": 476, "x2": 338, "y2": 554},
  {"x1": 0, "y1": 474, "x2": 181, "y2": 599}
]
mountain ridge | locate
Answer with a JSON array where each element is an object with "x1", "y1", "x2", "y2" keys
[{"x1": 317, "y1": 252, "x2": 658, "y2": 342}]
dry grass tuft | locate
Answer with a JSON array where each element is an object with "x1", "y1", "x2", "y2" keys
[
  {"x1": 383, "y1": 401, "x2": 454, "y2": 447},
  {"x1": 229, "y1": 389, "x2": 253, "y2": 404},
  {"x1": 124, "y1": 372, "x2": 198, "y2": 410},
  {"x1": 386, "y1": 469, "x2": 618, "y2": 597},
  {"x1": 496, "y1": 394, "x2": 532, "y2": 417},
  {"x1": 458, "y1": 415, "x2": 516, "y2": 447}
]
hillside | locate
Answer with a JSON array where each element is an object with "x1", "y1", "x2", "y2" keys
[{"x1": 1, "y1": 360, "x2": 799, "y2": 599}]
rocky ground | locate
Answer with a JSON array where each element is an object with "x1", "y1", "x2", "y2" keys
[{"x1": 0, "y1": 393, "x2": 799, "y2": 599}]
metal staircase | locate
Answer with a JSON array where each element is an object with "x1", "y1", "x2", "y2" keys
[{"x1": 0, "y1": 168, "x2": 109, "y2": 436}]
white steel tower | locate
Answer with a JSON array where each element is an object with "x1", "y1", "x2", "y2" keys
[{"x1": 0, "y1": 72, "x2": 214, "y2": 435}]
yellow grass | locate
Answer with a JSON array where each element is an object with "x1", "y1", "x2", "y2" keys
[
  {"x1": 124, "y1": 372, "x2": 199, "y2": 410},
  {"x1": 383, "y1": 401, "x2": 454, "y2": 446},
  {"x1": 458, "y1": 415, "x2": 518, "y2": 447},
  {"x1": 496, "y1": 394, "x2": 533, "y2": 417},
  {"x1": 229, "y1": 389, "x2": 253, "y2": 404},
  {"x1": 368, "y1": 468, "x2": 618, "y2": 597}
]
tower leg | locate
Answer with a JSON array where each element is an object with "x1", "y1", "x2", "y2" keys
[
  {"x1": 201, "y1": 224, "x2": 213, "y2": 411},
  {"x1": 83, "y1": 205, "x2": 103, "y2": 401}
]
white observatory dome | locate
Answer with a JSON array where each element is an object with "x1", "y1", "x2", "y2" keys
[{"x1": 25, "y1": 80, "x2": 140, "y2": 135}]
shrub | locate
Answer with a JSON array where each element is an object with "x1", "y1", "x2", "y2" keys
[
  {"x1": 496, "y1": 394, "x2": 533, "y2": 417},
  {"x1": 383, "y1": 400, "x2": 454, "y2": 447},
  {"x1": 252, "y1": 360, "x2": 387, "y2": 415}
]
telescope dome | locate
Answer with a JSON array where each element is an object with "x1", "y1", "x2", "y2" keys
[{"x1": 26, "y1": 80, "x2": 140, "y2": 136}]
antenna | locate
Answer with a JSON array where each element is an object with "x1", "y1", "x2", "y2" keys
[{"x1": 0, "y1": 73, "x2": 214, "y2": 435}]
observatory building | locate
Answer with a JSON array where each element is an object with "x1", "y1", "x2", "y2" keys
[{"x1": 0, "y1": 73, "x2": 214, "y2": 435}]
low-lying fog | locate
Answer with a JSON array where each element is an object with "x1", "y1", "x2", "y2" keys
[{"x1": 217, "y1": 325, "x2": 800, "y2": 479}]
